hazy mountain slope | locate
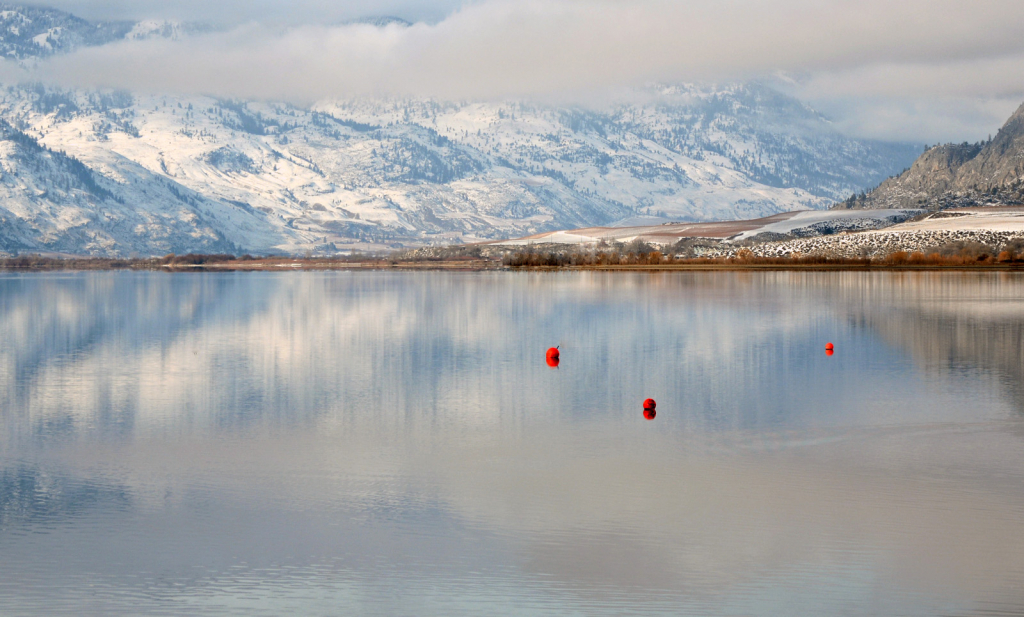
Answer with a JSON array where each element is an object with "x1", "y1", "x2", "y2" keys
[
  {"x1": 322, "y1": 85, "x2": 918, "y2": 206},
  {"x1": 843, "y1": 102, "x2": 1024, "y2": 210},
  {"x1": 0, "y1": 84, "x2": 921, "y2": 255},
  {"x1": 0, "y1": 4, "x2": 131, "y2": 59},
  {"x1": 0, "y1": 4, "x2": 923, "y2": 255},
  {"x1": 0, "y1": 3, "x2": 202, "y2": 60},
  {"x1": 605, "y1": 85, "x2": 916, "y2": 201}
]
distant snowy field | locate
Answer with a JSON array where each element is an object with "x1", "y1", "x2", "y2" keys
[
  {"x1": 878, "y1": 208, "x2": 1024, "y2": 234},
  {"x1": 492, "y1": 209, "x2": 922, "y2": 246}
]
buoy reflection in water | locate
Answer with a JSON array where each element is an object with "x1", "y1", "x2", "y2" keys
[{"x1": 643, "y1": 408, "x2": 656, "y2": 420}]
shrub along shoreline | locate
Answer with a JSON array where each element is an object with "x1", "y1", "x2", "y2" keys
[
  {"x1": 2, "y1": 240, "x2": 1024, "y2": 272},
  {"x1": 499, "y1": 238, "x2": 1024, "y2": 269}
]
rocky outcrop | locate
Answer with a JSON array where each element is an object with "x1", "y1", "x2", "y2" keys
[
  {"x1": 955, "y1": 103, "x2": 1024, "y2": 189},
  {"x1": 841, "y1": 102, "x2": 1024, "y2": 210}
]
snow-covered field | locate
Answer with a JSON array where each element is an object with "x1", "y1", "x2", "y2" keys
[
  {"x1": 880, "y1": 208, "x2": 1024, "y2": 233},
  {"x1": 492, "y1": 209, "x2": 921, "y2": 247},
  {"x1": 707, "y1": 208, "x2": 1024, "y2": 258},
  {"x1": 728, "y1": 209, "x2": 922, "y2": 240},
  {"x1": 490, "y1": 207, "x2": 1024, "y2": 260}
]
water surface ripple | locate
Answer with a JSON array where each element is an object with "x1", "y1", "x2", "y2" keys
[{"x1": 1, "y1": 271, "x2": 1023, "y2": 616}]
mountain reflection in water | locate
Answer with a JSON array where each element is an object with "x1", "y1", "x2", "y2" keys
[{"x1": 0, "y1": 271, "x2": 1022, "y2": 616}]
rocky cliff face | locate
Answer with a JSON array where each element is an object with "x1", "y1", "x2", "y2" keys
[
  {"x1": 842, "y1": 102, "x2": 1024, "y2": 210},
  {"x1": 954, "y1": 103, "x2": 1024, "y2": 190}
]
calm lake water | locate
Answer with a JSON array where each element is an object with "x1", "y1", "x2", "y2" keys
[{"x1": 1, "y1": 271, "x2": 1023, "y2": 616}]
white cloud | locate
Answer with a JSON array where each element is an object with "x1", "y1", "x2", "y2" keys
[
  {"x1": 7, "y1": 0, "x2": 1024, "y2": 141},
  {"x1": 802, "y1": 95, "x2": 1022, "y2": 144},
  {"x1": 779, "y1": 56, "x2": 1024, "y2": 142}
]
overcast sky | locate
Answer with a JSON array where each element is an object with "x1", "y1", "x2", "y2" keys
[{"x1": 9, "y1": 0, "x2": 1024, "y2": 143}]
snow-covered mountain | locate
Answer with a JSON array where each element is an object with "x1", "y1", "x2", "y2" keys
[
  {"x1": 0, "y1": 4, "x2": 130, "y2": 59},
  {"x1": 0, "y1": 6, "x2": 921, "y2": 256},
  {"x1": 0, "y1": 3, "x2": 206, "y2": 60}
]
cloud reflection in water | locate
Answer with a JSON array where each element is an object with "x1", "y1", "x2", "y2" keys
[{"x1": 0, "y1": 271, "x2": 1023, "y2": 615}]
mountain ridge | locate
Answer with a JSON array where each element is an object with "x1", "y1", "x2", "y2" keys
[
  {"x1": 840, "y1": 102, "x2": 1024, "y2": 210},
  {"x1": 0, "y1": 5, "x2": 922, "y2": 256}
]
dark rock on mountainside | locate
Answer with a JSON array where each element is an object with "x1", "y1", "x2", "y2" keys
[{"x1": 839, "y1": 102, "x2": 1024, "y2": 210}]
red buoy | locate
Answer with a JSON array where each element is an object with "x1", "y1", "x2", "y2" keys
[
  {"x1": 825, "y1": 342, "x2": 834, "y2": 351},
  {"x1": 546, "y1": 347, "x2": 560, "y2": 360},
  {"x1": 643, "y1": 398, "x2": 656, "y2": 410},
  {"x1": 643, "y1": 408, "x2": 656, "y2": 420}
]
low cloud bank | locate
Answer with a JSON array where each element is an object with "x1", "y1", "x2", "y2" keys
[{"x1": 4, "y1": 0, "x2": 1024, "y2": 142}]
